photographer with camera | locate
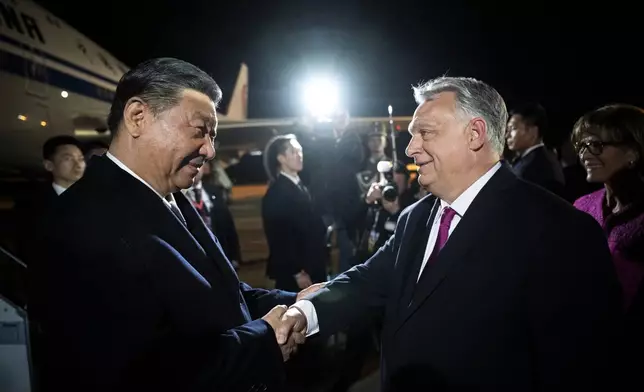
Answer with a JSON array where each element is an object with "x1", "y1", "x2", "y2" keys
[{"x1": 358, "y1": 161, "x2": 417, "y2": 262}]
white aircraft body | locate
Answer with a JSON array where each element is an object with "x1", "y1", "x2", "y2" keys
[
  {"x1": 0, "y1": 0, "x2": 291, "y2": 171},
  {"x1": 0, "y1": 0, "x2": 411, "y2": 172}
]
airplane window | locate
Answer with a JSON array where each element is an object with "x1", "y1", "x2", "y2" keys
[
  {"x1": 77, "y1": 42, "x2": 87, "y2": 55},
  {"x1": 46, "y1": 14, "x2": 61, "y2": 28},
  {"x1": 98, "y1": 53, "x2": 116, "y2": 74}
]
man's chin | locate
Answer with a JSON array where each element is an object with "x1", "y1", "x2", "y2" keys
[{"x1": 173, "y1": 175, "x2": 196, "y2": 191}]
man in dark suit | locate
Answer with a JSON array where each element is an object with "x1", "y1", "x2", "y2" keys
[
  {"x1": 30, "y1": 58, "x2": 320, "y2": 392},
  {"x1": 277, "y1": 77, "x2": 622, "y2": 391},
  {"x1": 262, "y1": 134, "x2": 328, "y2": 292},
  {"x1": 506, "y1": 103, "x2": 566, "y2": 197},
  {"x1": 185, "y1": 162, "x2": 242, "y2": 269},
  {"x1": 15, "y1": 135, "x2": 85, "y2": 262}
]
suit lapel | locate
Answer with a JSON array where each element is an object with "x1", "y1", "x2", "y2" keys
[
  {"x1": 175, "y1": 192, "x2": 241, "y2": 295},
  {"x1": 278, "y1": 175, "x2": 309, "y2": 203},
  {"x1": 92, "y1": 157, "x2": 238, "y2": 300},
  {"x1": 394, "y1": 166, "x2": 516, "y2": 332},
  {"x1": 388, "y1": 197, "x2": 438, "y2": 319}
]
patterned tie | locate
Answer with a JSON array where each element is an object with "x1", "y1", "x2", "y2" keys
[
  {"x1": 191, "y1": 189, "x2": 212, "y2": 228},
  {"x1": 426, "y1": 207, "x2": 457, "y2": 266}
]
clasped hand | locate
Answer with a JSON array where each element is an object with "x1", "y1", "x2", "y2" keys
[{"x1": 261, "y1": 282, "x2": 325, "y2": 361}]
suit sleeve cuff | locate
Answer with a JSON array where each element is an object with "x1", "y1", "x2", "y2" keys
[
  {"x1": 278, "y1": 291, "x2": 298, "y2": 307},
  {"x1": 292, "y1": 299, "x2": 319, "y2": 336}
]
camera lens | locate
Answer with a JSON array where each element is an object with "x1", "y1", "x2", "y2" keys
[{"x1": 382, "y1": 184, "x2": 398, "y2": 202}]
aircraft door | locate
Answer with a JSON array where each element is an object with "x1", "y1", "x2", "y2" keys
[{"x1": 23, "y1": 45, "x2": 49, "y2": 99}]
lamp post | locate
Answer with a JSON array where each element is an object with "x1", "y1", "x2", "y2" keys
[{"x1": 388, "y1": 104, "x2": 397, "y2": 162}]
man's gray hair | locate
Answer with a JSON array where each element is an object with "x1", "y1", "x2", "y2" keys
[{"x1": 413, "y1": 77, "x2": 508, "y2": 155}]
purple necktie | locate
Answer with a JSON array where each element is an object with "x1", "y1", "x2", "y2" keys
[{"x1": 427, "y1": 207, "x2": 457, "y2": 266}]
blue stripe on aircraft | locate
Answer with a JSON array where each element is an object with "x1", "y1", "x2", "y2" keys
[
  {"x1": 0, "y1": 33, "x2": 120, "y2": 87},
  {"x1": 0, "y1": 47, "x2": 114, "y2": 103}
]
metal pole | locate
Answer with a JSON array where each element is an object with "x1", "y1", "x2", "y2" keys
[{"x1": 388, "y1": 105, "x2": 397, "y2": 163}]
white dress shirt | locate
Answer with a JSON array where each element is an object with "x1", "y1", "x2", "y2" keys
[
  {"x1": 280, "y1": 171, "x2": 301, "y2": 186},
  {"x1": 106, "y1": 152, "x2": 185, "y2": 222},
  {"x1": 52, "y1": 182, "x2": 67, "y2": 195},
  {"x1": 294, "y1": 162, "x2": 502, "y2": 336}
]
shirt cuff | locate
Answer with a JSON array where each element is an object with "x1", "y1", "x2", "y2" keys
[{"x1": 292, "y1": 299, "x2": 319, "y2": 336}]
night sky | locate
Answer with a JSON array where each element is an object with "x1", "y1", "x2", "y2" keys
[{"x1": 37, "y1": 0, "x2": 644, "y2": 145}]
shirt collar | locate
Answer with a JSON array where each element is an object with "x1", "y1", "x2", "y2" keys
[
  {"x1": 521, "y1": 143, "x2": 545, "y2": 158},
  {"x1": 52, "y1": 182, "x2": 67, "y2": 195},
  {"x1": 106, "y1": 152, "x2": 173, "y2": 207},
  {"x1": 280, "y1": 171, "x2": 300, "y2": 185},
  {"x1": 439, "y1": 162, "x2": 502, "y2": 217}
]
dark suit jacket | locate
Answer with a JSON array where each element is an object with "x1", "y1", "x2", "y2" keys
[
  {"x1": 29, "y1": 156, "x2": 297, "y2": 392},
  {"x1": 15, "y1": 182, "x2": 58, "y2": 264},
  {"x1": 512, "y1": 145, "x2": 565, "y2": 197},
  {"x1": 262, "y1": 175, "x2": 328, "y2": 290},
  {"x1": 306, "y1": 164, "x2": 621, "y2": 391}
]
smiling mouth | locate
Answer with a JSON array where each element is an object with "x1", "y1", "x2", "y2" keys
[{"x1": 584, "y1": 162, "x2": 602, "y2": 169}]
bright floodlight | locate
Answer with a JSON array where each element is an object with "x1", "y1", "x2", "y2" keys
[
  {"x1": 388, "y1": 105, "x2": 393, "y2": 115},
  {"x1": 303, "y1": 78, "x2": 339, "y2": 118}
]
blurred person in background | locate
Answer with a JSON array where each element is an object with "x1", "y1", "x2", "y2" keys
[
  {"x1": 358, "y1": 161, "x2": 416, "y2": 262},
  {"x1": 356, "y1": 126, "x2": 389, "y2": 200},
  {"x1": 558, "y1": 138, "x2": 602, "y2": 202},
  {"x1": 16, "y1": 135, "x2": 85, "y2": 263},
  {"x1": 185, "y1": 162, "x2": 242, "y2": 269},
  {"x1": 41, "y1": 135, "x2": 86, "y2": 196},
  {"x1": 262, "y1": 134, "x2": 328, "y2": 291},
  {"x1": 572, "y1": 104, "x2": 644, "y2": 390},
  {"x1": 297, "y1": 110, "x2": 365, "y2": 275},
  {"x1": 507, "y1": 103, "x2": 565, "y2": 197},
  {"x1": 201, "y1": 141, "x2": 233, "y2": 203}
]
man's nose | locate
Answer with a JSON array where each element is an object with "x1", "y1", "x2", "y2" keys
[
  {"x1": 202, "y1": 139, "x2": 216, "y2": 161},
  {"x1": 405, "y1": 134, "x2": 421, "y2": 158}
]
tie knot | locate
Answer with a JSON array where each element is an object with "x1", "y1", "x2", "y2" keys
[{"x1": 440, "y1": 207, "x2": 457, "y2": 228}]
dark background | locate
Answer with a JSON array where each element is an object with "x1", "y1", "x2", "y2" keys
[{"x1": 36, "y1": 0, "x2": 644, "y2": 146}]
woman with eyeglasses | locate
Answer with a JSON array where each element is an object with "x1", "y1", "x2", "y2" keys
[{"x1": 572, "y1": 104, "x2": 644, "y2": 388}]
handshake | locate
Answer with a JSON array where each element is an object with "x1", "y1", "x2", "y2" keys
[{"x1": 261, "y1": 282, "x2": 325, "y2": 361}]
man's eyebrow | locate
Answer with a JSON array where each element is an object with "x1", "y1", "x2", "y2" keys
[
  {"x1": 408, "y1": 120, "x2": 436, "y2": 132},
  {"x1": 191, "y1": 112, "x2": 216, "y2": 127}
]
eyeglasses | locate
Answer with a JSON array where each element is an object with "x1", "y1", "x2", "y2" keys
[{"x1": 574, "y1": 140, "x2": 624, "y2": 156}]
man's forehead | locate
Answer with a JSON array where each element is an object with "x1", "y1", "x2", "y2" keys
[
  {"x1": 181, "y1": 89, "x2": 217, "y2": 116},
  {"x1": 409, "y1": 94, "x2": 457, "y2": 132},
  {"x1": 291, "y1": 139, "x2": 302, "y2": 149},
  {"x1": 56, "y1": 144, "x2": 82, "y2": 154},
  {"x1": 508, "y1": 114, "x2": 522, "y2": 123},
  {"x1": 408, "y1": 115, "x2": 443, "y2": 133}
]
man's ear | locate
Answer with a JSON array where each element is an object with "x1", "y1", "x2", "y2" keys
[
  {"x1": 122, "y1": 97, "x2": 148, "y2": 138},
  {"x1": 277, "y1": 153, "x2": 286, "y2": 166},
  {"x1": 468, "y1": 118, "x2": 487, "y2": 151},
  {"x1": 43, "y1": 159, "x2": 54, "y2": 172},
  {"x1": 528, "y1": 125, "x2": 540, "y2": 141}
]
